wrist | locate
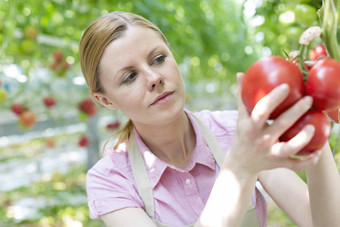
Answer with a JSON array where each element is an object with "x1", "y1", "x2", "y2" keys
[
  {"x1": 199, "y1": 152, "x2": 259, "y2": 227},
  {"x1": 305, "y1": 143, "x2": 329, "y2": 174},
  {"x1": 222, "y1": 151, "x2": 260, "y2": 182}
]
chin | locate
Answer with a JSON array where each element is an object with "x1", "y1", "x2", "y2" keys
[
  {"x1": 155, "y1": 102, "x2": 185, "y2": 125},
  {"x1": 168, "y1": 101, "x2": 186, "y2": 120}
]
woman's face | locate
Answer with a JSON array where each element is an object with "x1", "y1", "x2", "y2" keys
[{"x1": 95, "y1": 26, "x2": 186, "y2": 126}]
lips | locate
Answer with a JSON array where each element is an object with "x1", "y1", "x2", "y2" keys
[{"x1": 151, "y1": 91, "x2": 174, "y2": 105}]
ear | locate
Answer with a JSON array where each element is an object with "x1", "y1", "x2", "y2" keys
[{"x1": 92, "y1": 92, "x2": 118, "y2": 110}]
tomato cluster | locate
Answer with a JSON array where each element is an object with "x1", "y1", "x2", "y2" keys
[
  {"x1": 241, "y1": 54, "x2": 340, "y2": 155},
  {"x1": 309, "y1": 44, "x2": 327, "y2": 61},
  {"x1": 106, "y1": 120, "x2": 121, "y2": 131},
  {"x1": 10, "y1": 97, "x2": 57, "y2": 129},
  {"x1": 78, "y1": 98, "x2": 98, "y2": 121},
  {"x1": 50, "y1": 51, "x2": 71, "y2": 77},
  {"x1": 10, "y1": 103, "x2": 37, "y2": 129},
  {"x1": 43, "y1": 96, "x2": 57, "y2": 108},
  {"x1": 78, "y1": 135, "x2": 90, "y2": 147}
]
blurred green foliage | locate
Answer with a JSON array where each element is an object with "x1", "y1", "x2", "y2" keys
[
  {"x1": 0, "y1": 0, "x2": 262, "y2": 108},
  {"x1": 0, "y1": 164, "x2": 104, "y2": 227},
  {"x1": 1, "y1": 0, "x2": 338, "y2": 111},
  {"x1": 253, "y1": 0, "x2": 340, "y2": 56}
]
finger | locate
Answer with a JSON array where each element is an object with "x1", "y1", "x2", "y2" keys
[
  {"x1": 269, "y1": 148, "x2": 321, "y2": 171},
  {"x1": 251, "y1": 83, "x2": 290, "y2": 128},
  {"x1": 236, "y1": 72, "x2": 244, "y2": 83},
  {"x1": 265, "y1": 96, "x2": 313, "y2": 140},
  {"x1": 236, "y1": 72, "x2": 249, "y2": 119},
  {"x1": 286, "y1": 150, "x2": 322, "y2": 171},
  {"x1": 273, "y1": 124, "x2": 315, "y2": 157}
]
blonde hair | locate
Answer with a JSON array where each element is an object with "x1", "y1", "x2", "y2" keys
[
  {"x1": 79, "y1": 11, "x2": 169, "y2": 152},
  {"x1": 102, "y1": 119, "x2": 134, "y2": 153}
]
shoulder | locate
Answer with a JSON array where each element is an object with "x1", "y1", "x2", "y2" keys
[
  {"x1": 86, "y1": 144, "x2": 144, "y2": 218},
  {"x1": 87, "y1": 144, "x2": 131, "y2": 178},
  {"x1": 86, "y1": 144, "x2": 137, "y2": 200},
  {"x1": 193, "y1": 109, "x2": 238, "y2": 137}
]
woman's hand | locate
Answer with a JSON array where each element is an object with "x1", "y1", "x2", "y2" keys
[{"x1": 227, "y1": 72, "x2": 322, "y2": 177}]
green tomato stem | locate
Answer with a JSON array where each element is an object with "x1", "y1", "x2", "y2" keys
[
  {"x1": 299, "y1": 45, "x2": 309, "y2": 81},
  {"x1": 320, "y1": 0, "x2": 340, "y2": 61}
]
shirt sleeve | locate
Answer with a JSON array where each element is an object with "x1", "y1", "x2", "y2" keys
[{"x1": 86, "y1": 152, "x2": 144, "y2": 219}]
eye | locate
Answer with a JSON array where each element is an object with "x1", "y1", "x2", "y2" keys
[
  {"x1": 122, "y1": 72, "x2": 137, "y2": 85},
  {"x1": 153, "y1": 55, "x2": 166, "y2": 64}
]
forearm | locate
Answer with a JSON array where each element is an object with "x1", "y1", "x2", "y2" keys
[
  {"x1": 196, "y1": 154, "x2": 259, "y2": 227},
  {"x1": 306, "y1": 143, "x2": 340, "y2": 226},
  {"x1": 259, "y1": 168, "x2": 313, "y2": 227}
]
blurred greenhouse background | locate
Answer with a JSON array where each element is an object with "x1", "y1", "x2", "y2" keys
[{"x1": 0, "y1": 0, "x2": 339, "y2": 226}]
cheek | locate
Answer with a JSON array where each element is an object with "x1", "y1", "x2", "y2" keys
[
  {"x1": 110, "y1": 85, "x2": 145, "y2": 109},
  {"x1": 165, "y1": 60, "x2": 182, "y2": 81},
  {"x1": 172, "y1": 66, "x2": 185, "y2": 90},
  {"x1": 113, "y1": 98, "x2": 142, "y2": 121}
]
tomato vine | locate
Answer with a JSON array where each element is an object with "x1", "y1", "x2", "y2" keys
[{"x1": 320, "y1": 0, "x2": 340, "y2": 61}]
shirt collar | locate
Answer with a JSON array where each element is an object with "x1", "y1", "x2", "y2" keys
[{"x1": 132, "y1": 110, "x2": 217, "y2": 188}]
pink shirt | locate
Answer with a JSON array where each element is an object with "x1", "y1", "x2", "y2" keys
[{"x1": 86, "y1": 110, "x2": 267, "y2": 226}]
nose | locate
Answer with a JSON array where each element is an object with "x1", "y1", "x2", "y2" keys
[
  {"x1": 150, "y1": 76, "x2": 163, "y2": 89},
  {"x1": 145, "y1": 68, "x2": 163, "y2": 91}
]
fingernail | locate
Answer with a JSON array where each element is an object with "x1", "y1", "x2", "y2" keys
[
  {"x1": 279, "y1": 83, "x2": 289, "y2": 91},
  {"x1": 236, "y1": 72, "x2": 243, "y2": 79},
  {"x1": 315, "y1": 150, "x2": 322, "y2": 157},
  {"x1": 303, "y1": 96, "x2": 313, "y2": 106},
  {"x1": 312, "y1": 150, "x2": 322, "y2": 162},
  {"x1": 305, "y1": 124, "x2": 315, "y2": 133}
]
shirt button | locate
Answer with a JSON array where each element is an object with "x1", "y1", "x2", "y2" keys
[{"x1": 186, "y1": 179, "x2": 191, "y2": 184}]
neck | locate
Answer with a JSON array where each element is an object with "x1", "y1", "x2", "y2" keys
[{"x1": 133, "y1": 111, "x2": 196, "y2": 169}]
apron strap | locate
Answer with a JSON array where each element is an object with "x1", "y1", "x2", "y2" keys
[
  {"x1": 191, "y1": 114, "x2": 225, "y2": 167},
  {"x1": 128, "y1": 130, "x2": 155, "y2": 218}
]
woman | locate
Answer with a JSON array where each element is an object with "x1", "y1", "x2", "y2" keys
[{"x1": 79, "y1": 11, "x2": 340, "y2": 227}]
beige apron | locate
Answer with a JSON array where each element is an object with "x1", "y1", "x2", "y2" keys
[{"x1": 128, "y1": 115, "x2": 259, "y2": 227}]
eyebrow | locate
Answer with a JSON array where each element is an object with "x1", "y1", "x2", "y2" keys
[{"x1": 147, "y1": 45, "x2": 163, "y2": 60}]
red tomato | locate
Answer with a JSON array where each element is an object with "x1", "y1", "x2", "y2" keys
[
  {"x1": 309, "y1": 44, "x2": 327, "y2": 61},
  {"x1": 305, "y1": 58, "x2": 340, "y2": 111},
  {"x1": 46, "y1": 138, "x2": 56, "y2": 148},
  {"x1": 78, "y1": 98, "x2": 96, "y2": 112},
  {"x1": 11, "y1": 103, "x2": 25, "y2": 115},
  {"x1": 106, "y1": 120, "x2": 121, "y2": 130},
  {"x1": 279, "y1": 110, "x2": 331, "y2": 155},
  {"x1": 78, "y1": 135, "x2": 89, "y2": 147},
  {"x1": 241, "y1": 56, "x2": 304, "y2": 119},
  {"x1": 50, "y1": 62, "x2": 59, "y2": 71},
  {"x1": 325, "y1": 108, "x2": 339, "y2": 123},
  {"x1": 78, "y1": 98, "x2": 98, "y2": 116},
  {"x1": 19, "y1": 111, "x2": 36, "y2": 128},
  {"x1": 43, "y1": 97, "x2": 57, "y2": 108},
  {"x1": 53, "y1": 51, "x2": 63, "y2": 64}
]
